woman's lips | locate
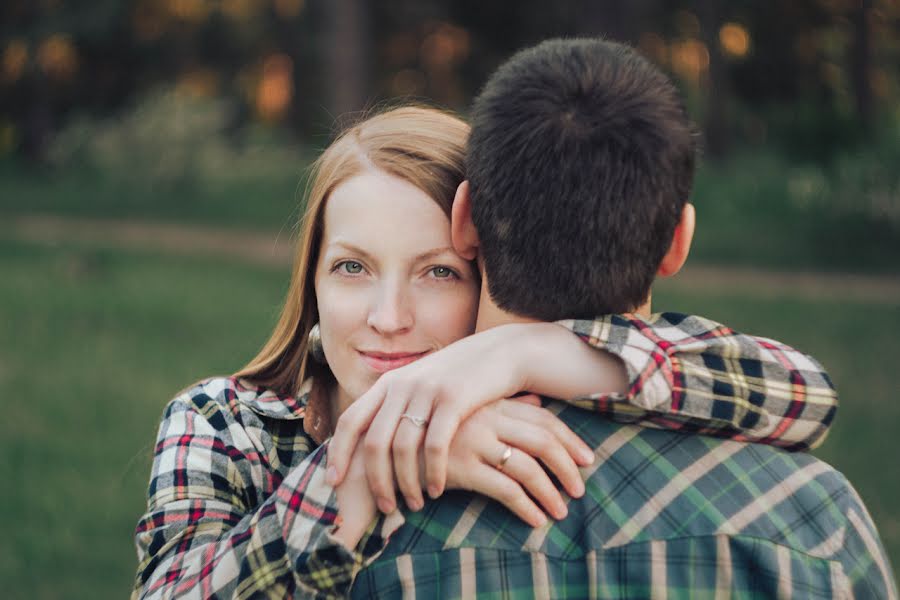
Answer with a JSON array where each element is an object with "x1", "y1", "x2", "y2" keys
[{"x1": 358, "y1": 351, "x2": 428, "y2": 373}]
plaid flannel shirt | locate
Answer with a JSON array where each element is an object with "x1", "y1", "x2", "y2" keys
[
  {"x1": 133, "y1": 313, "x2": 840, "y2": 599},
  {"x1": 355, "y1": 412, "x2": 897, "y2": 599}
]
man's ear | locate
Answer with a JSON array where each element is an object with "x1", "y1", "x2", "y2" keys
[
  {"x1": 451, "y1": 180, "x2": 480, "y2": 260},
  {"x1": 657, "y1": 203, "x2": 695, "y2": 277}
]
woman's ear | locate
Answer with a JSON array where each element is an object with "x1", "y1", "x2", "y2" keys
[
  {"x1": 657, "y1": 203, "x2": 695, "y2": 277},
  {"x1": 451, "y1": 180, "x2": 480, "y2": 260}
]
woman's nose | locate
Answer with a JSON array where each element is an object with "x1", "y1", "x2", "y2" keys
[{"x1": 366, "y1": 280, "x2": 414, "y2": 334}]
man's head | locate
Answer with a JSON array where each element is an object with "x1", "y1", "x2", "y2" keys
[{"x1": 454, "y1": 38, "x2": 698, "y2": 321}]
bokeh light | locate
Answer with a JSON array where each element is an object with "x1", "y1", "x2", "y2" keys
[
  {"x1": 671, "y1": 39, "x2": 709, "y2": 83},
  {"x1": 256, "y1": 53, "x2": 294, "y2": 122},
  {"x1": 1, "y1": 40, "x2": 28, "y2": 83},
  {"x1": 37, "y1": 34, "x2": 78, "y2": 81},
  {"x1": 719, "y1": 22, "x2": 751, "y2": 58},
  {"x1": 273, "y1": 0, "x2": 304, "y2": 19}
]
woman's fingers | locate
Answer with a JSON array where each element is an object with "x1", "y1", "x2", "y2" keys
[
  {"x1": 465, "y1": 463, "x2": 548, "y2": 528},
  {"x1": 392, "y1": 395, "x2": 433, "y2": 511},
  {"x1": 492, "y1": 445, "x2": 569, "y2": 520},
  {"x1": 328, "y1": 379, "x2": 387, "y2": 485},
  {"x1": 422, "y1": 402, "x2": 465, "y2": 498},
  {"x1": 498, "y1": 404, "x2": 588, "y2": 499},
  {"x1": 363, "y1": 382, "x2": 416, "y2": 513}
]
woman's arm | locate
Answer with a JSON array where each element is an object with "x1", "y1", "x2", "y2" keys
[
  {"x1": 327, "y1": 315, "x2": 838, "y2": 511},
  {"x1": 558, "y1": 312, "x2": 837, "y2": 450}
]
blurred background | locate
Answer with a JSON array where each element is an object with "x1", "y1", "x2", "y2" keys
[{"x1": 1, "y1": 0, "x2": 898, "y2": 597}]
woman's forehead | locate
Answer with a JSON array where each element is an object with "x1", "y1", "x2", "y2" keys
[{"x1": 321, "y1": 171, "x2": 452, "y2": 249}]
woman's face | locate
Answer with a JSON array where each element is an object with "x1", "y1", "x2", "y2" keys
[{"x1": 314, "y1": 169, "x2": 479, "y2": 414}]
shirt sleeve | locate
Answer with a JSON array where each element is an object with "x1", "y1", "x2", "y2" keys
[
  {"x1": 132, "y1": 395, "x2": 401, "y2": 599},
  {"x1": 555, "y1": 312, "x2": 838, "y2": 451}
]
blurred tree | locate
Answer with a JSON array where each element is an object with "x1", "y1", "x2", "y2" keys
[
  {"x1": 696, "y1": 0, "x2": 730, "y2": 157},
  {"x1": 850, "y1": 0, "x2": 873, "y2": 131},
  {"x1": 0, "y1": 0, "x2": 897, "y2": 160},
  {"x1": 322, "y1": 0, "x2": 372, "y2": 118}
]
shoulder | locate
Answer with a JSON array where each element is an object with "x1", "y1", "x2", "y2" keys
[
  {"x1": 167, "y1": 376, "x2": 307, "y2": 418},
  {"x1": 160, "y1": 376, "x2": 309, "y2": 441}
]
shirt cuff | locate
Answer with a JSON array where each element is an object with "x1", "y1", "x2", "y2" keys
[{"x1": 556, "y1": 314, "x2": 676, "y2": 411}]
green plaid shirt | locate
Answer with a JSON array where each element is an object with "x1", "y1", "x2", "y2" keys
[
  {"x1": 133, "y1": 313, "x2": 842, "y2": 599},
  {"x1": 355, "y1": 407, "x2": 897, "y2": 599}
]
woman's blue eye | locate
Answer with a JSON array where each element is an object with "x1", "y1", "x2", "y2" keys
[
  {"x1": 339, "y1": 261, "x2": 363, "y2": 274},
  {"x1": 431, "y1": 266, "x2": 455, "y2": 279}
]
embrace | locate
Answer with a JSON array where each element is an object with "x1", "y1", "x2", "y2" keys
[{"x1": 132, "y1": 39, "x2": 896, "y2": 598}]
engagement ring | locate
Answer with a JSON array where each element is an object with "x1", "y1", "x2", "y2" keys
[
  {"x1": 496, "y1": 445, "x2": 513, "y2": 471},
  {"x1": 400, "y1": 413, "x2": 428, "y2": 428}
]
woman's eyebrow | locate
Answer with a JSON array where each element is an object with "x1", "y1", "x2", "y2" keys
[
  {"x1": 324, "y1": 241, "x2": 375, "y2": 261},
  {"x1": 414, "y1": 247, "x2": 457, "y2": 262},
  {"x1": 323, "y1": 242, "x2": 457, "y2": 264}
]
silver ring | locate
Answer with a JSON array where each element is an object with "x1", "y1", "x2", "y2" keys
[
  {"x1": 400, "y1": 413, "x2": 428, "y2": 428},
  {"x1": 496, "y1": 445, "x2": 513, "y2": 471}
]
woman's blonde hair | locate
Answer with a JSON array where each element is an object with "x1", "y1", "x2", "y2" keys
[{"x1": 234, "y1": 106, "x2": 471, "y2": 396}]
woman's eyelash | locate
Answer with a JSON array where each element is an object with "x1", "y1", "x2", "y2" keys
[
  {"x1": 331, "y1": 260, "x2": 365, "y2": 275},
  {"x1": 428, "y1": 265, "x2": 460, "y2": 279}
]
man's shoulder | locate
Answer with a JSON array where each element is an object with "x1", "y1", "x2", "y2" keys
[{"x1": 393, "y1": 409, "x2": 855, "y2": 554}]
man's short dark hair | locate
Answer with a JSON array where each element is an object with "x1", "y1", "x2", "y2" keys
[{"x1": 467, "y1": 38, "x2": 698, "y2": 320}]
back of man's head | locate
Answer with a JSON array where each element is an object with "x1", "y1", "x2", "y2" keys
[{"x1": 467, "y1": 38, "x2": 698, "y2": 320}]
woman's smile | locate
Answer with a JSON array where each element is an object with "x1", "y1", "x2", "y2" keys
[{"x1": 357, "y1": 350, "x2": 430, "y2": 373}]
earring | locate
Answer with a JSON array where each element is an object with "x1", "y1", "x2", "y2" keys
[{"x1": 307, "y1": 322, "x2": 327, "y2": 364}]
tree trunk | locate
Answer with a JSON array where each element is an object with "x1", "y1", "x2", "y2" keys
[
  {"x1": 697, "y1": 0, "x2": 729, "y2": 158},
  {"x1": 323, "y1": 0, "x2": 371, "y2": 119},
  {"x1": 850, "y1": 0, "x2": 873, "y2": 132},
  {"x1": 576, "y1": 0, "x2": 653, "y2": 45}
]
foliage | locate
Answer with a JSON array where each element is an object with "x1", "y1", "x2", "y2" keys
[
  {"x1": 48, "y1": 87, "x2": 308, "y2": 190},
  {"x1": 689, "y1": 127, "x2": 900, "y2": 273}
]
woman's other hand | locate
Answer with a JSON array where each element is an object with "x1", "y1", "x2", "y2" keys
[
  {"x1": 331, "y1": 438, "x2": 378, "y2": 550},
  {"x1": 438, "y1": 398, "x2": 592, "y2": 528}
]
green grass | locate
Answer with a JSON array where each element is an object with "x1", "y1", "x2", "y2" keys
[
  {"x1": 690, "y1": 150, "x2": 900, "y2": 274},
  {"x1": 0, "y1": 239, "x2": 290, "y2": 599},
  {"x1": 2, "y1": 238, "x2": 897, "y2": 598}
]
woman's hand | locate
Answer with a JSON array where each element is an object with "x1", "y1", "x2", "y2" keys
[
  {"x1": 331, "y1": 439, "x2": 378, "y2": 550},
  {"x1": 326, "y1": 323, "x2": 620, "y2": 506},
  {"x1": 434, "y1": 397, "x2": 592, "y2": 527}
]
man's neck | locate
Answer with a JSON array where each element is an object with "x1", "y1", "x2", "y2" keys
[
  {"x1": 473, "y1": 282, "x2": 533, "y2": 332},
  {"x1": 474, "y1": 279, "x2": 653, "y2": 332}
]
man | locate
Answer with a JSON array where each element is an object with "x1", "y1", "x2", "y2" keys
[{"x1": 347, "y1": 39, "x2": 897, "y2": 598}]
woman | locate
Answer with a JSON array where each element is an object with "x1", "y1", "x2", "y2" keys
[
  {"x1": 133, "y1": 106, "x2": 828, "y2": 598},
  {"x1": 133, "y1": 106, "x2": 628, "y2": 599}
]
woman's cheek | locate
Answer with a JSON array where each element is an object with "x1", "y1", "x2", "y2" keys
[
  {"x1": 316, "y1": 284, "x2": 368, "y2": 353},
  {"x1": 417, "y1": 283, "x2": 479, "y2": 344}
]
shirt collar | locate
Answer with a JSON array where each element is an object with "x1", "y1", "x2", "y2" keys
[{"x1": 236, "y1": 377, "x2": 310, "y2": 421}]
